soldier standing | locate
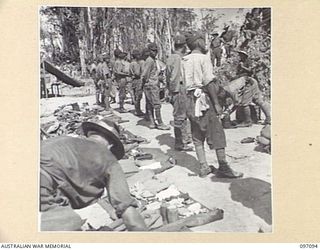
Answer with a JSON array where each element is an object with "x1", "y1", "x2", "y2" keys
[
  {"x1": 210, "y1": 33, "x2": 223, "y2": 67},
  {"x1": 97, "y1": 54, "x2": 112, "y2": 110},
  {"x1": 166, "y1": 35, "x2": 193, "y2": 151},
  {"x1": 114, "y1": 51, "x2": 130, "y2": 113},
  {"x1": 141, "y1": 43, "x2": 170, "y2": 130},
  {"x1": 122, "y1": 53, "x2": 135, "y2": 105},
  {"x1": 93, "y1": 57, "x2": 103, "y2": 105},
  {"x1": 130, "y1": 49, "x2": 144, "y2": 116},
  {"x1": 140, "y1": 48, "x2": 150, "y2": 121}
]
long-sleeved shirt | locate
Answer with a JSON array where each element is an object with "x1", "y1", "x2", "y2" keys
[
  {"x1": 166, "y1": 51, "x2": 184, "y2": 94},
  {"x1": 141, "y1": 56, "x2": 159, "y2": 86},
  {"x1": 40, "y1": 136, "x2": 136, "y2": 216},
  {"x1": 181, "y1": 51, "x2": 215, "y2": 90}
]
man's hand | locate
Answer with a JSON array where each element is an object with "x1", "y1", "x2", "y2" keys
[
  {"x1": 121, "y1": 206, "x2": 147, "y2": 231},
  {"x1": 56, "y1": 196, "x2": 69, "y2": 206},
  {"x1": 205, "y1": 81, "x2": 223, "y2": 115}
]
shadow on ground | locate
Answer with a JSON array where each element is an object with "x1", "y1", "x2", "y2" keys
[
  {"x1": 136, "y1": 118, "x2": 151, "y2": 129},
  {"x1": 155, "y1": 133, "x2": 199, "y2": 174},
  {"x1": 229, "y1": 177, "x2": 272, "y2": 225}
]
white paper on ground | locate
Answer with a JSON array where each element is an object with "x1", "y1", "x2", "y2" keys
[{"x1": 140, "y1": 162, "x2": 162, "y2": 170}]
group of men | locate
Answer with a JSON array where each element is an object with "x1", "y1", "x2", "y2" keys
[
  {"x1": 210, "y1": 8, "x2": 270, "y2": 68},
  {"x1": 90, "y1": 45, "x2": 171, "y2": 130},
  {"x1": 209, "y1": 25, "x2": 238, "y2": 68},
  {"x1": 40, "y1": 24, "x2": 271, "y2": 231},
  {"x1": 167, "y1": 30, "x2": 271, "y2": 175}
]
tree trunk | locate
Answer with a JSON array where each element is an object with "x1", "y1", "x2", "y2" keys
[
  {"x1": 79, "y1": 8, "x2": 87, "y2": 76},
  {"x1": 87, "y1": 7, "x2": 94, "y2": 56},
  {"x1": 165, "y1": 8, "x2": 172, "y2": 56},
  {"x1": 57, "y1": 9, "x2": 66, "y2": 53}
]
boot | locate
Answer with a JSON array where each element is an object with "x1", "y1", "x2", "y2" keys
[
  {"x1": 216, "y1": 161, "x2": 243, "y2": 178},
  {"x1": 144, "y1": 101, "x2": 151, "y2": 121},
  {"x1": 237, "y1": 106, "x2": 252, "y2": 127},
  {"x1": 148, "y1": 109, "x2": 156, "y2": 129},
  {"x1": 260, "y1": 102, "x2": 271, "y2": 124},
  {"x1": 119, "y1": 100, "x2": 127, "y2": 113},
  {"x1": 134, "y1": 102, "x2": 144, "y2": 117},
  {"x1": 174, "y1": 126, "x2": 184, "y2": 149},
  {"x1": 195, "y1": 144, "x2": 211, "y2": 177},
  {"x1": 95, "y1": 93, "x2": 100, "y2": 105},
  {"x1": 155, "y1": 108, "x2": 170, "y2": 130}
]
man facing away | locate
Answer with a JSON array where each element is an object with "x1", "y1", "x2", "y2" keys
[
  {"x1": 181, "y1": 31, "x2": 243, "y2": 178},
  {"x1": 166, "y1": 34, "x2": 193, "y2": 151}
]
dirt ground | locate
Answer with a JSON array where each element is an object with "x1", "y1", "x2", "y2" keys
[{"x1": 40, "y1": 92, "x2": 272, "y2": 233}]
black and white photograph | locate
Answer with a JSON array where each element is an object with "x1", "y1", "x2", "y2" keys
[{"x1": 39, "y1": 6, "x2": 272, "y2": 232}]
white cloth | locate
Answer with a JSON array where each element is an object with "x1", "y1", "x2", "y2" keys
[{"x1": 194, "y1": 88, "x2": 210, "y2": 117}]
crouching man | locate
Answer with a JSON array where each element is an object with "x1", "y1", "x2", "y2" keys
[
  {"x1": 40, "y1": 118, "x2": 147, "y2": 231},
  {"x1": 218, "y1": 76, "x2": 271, "y2": 127}
]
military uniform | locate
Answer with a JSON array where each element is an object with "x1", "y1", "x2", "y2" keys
[
  {"x1": 113, "y1": 55, "x2": 129, "y2": 112},
  {"x1": 142, "y1": 56, "x2": 161, "y2": 110},
  {"x1": 91, "y1": 64, "x2": 101, "y2": 105},
  {"x1": 96, "y1": 59, "x2": 112, "y2": 110},
  {"x1": 210, "y1": 34, "x2": 222, "y2": 67},
  {"x1": 39, "y1": 119, "x2": 147, "y2": 231},
  {"x1": 141, "y1": 43, "x2": 170, "y2": 130},
  {"x1": 130, "y1": 50, "x2": 144, "y2": 116},
  {"x1": 223, "y1": 76, "x2": 271, "y2": 126},
  {"x1": 166, "y1": 35, "x2": 192, "y2": 151},
  {"x1": 122, "y1": 57, "x2": 135, "y2": 105}
]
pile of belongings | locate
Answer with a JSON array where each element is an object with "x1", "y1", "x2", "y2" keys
[
  {"x1": 40, "y1": 102, "x2": 149, "y2": 148},
  {"x1": 42, "y1": 152, "x2": 222, "y2": 232},
  {"x1": 127, "y1": 173, "x2": 214, "y2": 230}
]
